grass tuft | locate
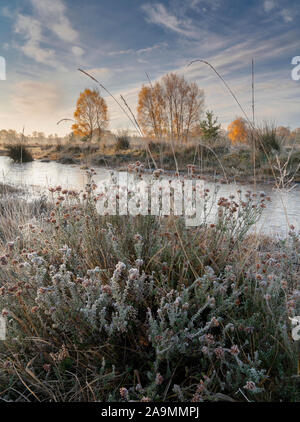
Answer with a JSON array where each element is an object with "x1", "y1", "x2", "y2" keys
[{"x1": 5, "y1": 143, "x2": 33, "y2": 163}]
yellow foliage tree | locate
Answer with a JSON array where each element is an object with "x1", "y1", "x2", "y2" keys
[
  {"x1": 227, "y1": 118, "x2": 248, "y2": 144},
  {"x1": 137, "y1": 83, "x2": 167, "y2": 140},
  {"x1": 72, "y1": 88, "x2": 108, "y2": 141},
  {"x1": 137, "y1": 73, "x2": 204, "y2": 143}
]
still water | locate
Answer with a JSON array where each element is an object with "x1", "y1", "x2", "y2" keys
[{"x1": 0, "y1": 156, "x2": 299, "y2": 237}]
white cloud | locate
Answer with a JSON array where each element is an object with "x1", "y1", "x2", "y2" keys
[
  {"x1": 188, "y1": 0, "x2": 221, "y2": 12},
  {"x1": 137, "y1": 42, "x2": 168, "y2": 54},
  {"x1": 11, "y1": 80, "x2": 63, "y2": 115},
  {"x1": 108, "y1": 42, "x2": 168, "y2": 56},
  {"x1": 107, "y1": 48, "x2": 134, "y2": 57},
  {"x1": 30, "y1": 0, "x2": 79, "y2": 43},
  {"x1": 72, "y1": 46, "x2": 84, "y2": 57},
  {"x1": 84, "y1": 67, "x2": 111, "y2": 79},
  {"x1": 263, "y1": 1, "x2": 293, "y2": 23},
  {"x1": 280, "y1": 9, "x2": 293, "y2": 23},
  {"x1": 81, "y1": 66, "x2": 139, "y2": 83},
  {"x1": 263, "y1": 0, "x2": 276, "y2": 13},
  {"x1": 12, "y1": 0, "x2": 81, "y2": 68},
  {"x1": 142, "y1": 3, "x2": 198, "y2": 38},
  {"x1": 15, "y1": 14, "x2": 57, "y2": 66}
]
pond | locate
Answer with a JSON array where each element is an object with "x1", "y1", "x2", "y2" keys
[{"x1": 0, "y1": 156, "x2": 299, "y2": 237}]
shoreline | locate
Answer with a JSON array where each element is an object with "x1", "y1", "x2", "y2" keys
[
  {"x1": 1, "y1": 138, "x2": 300, "y2": 187},
  {"x1": 0, "y1": 151, "x2": 294, "y2": 187}
]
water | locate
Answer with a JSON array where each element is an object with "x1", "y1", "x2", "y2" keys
[{"x1": 0, "y1": 156, "x2": 299, "y2": 237}]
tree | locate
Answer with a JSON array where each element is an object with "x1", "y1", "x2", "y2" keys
[
  {"x1": 137, "y1": 83, "x2": 167, "y2": 140},
  {"x1": 276, "y1": 126, "x2": 290, "y2": 144},
  {"x1": 31, "y1": 132, "x2": 45, "y2": 142},
  {"x1": 137, "y1": 73, "x2": 204, "y2": 143},
  {"x1": 291, "y1": 128, "x2": 300, "y2": 143},
  {"x1": 0, "y1": 130, "x2": 8, "y2": 141},
  {"x1": 227, "y1": 118, "x2": 248, "y2": 144},
  {"x1": 292, "y1": 128, "x2": 300, "y2": 136},
  {"x1": 199, "y1": 110, "x2": 221, "y2": 142},
  {"x1": 276, "y1": 126, "x2": 290, "y2": 136},
  {"x1": 72, "y1": 88, "x2": 108, "y2": 141}
]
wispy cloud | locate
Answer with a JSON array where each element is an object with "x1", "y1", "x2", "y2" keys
[
  {"x1": 11, "y1": 80, "x2": 63, "y2": 115},
  {"x1": 83, "y1": 67, "x2": 112, "y2": 80},
  {"x1": 15, "y1": 14, "x2": 57, "y2": 66},
  {"x1": 141, "y1": 3, "x2": 198, "y2": 38},
  {"x1": 11, "y1": 0, "x2": 83, "y2": 68},
  {"x1": 263, "y1": 0, "x2": 293, "y2": 23},
  {"x1": 188, "y1": 0, "x2": 221, "y2": 12},
  {"x1": 279, "y1": 9, "x2": 293, "y2": 23},
  {"x1": 107, "y1": 42, "x2": 168, "y2": 57},
  {"x1": 263, "y1": 0, "x2": 276, "y2": 13},
  {"x1": 30, "y1": 0, "x2": 79, "y2": 43},
  {"x1": 71, "y1": 46, "x2": 84, "y2": 57}
]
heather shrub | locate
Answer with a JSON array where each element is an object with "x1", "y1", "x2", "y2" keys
[{"x1": 0, "y1": 171, "x2": 299, "y2": 402}]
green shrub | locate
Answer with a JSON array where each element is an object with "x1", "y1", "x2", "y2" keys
[
  {"x1": 253, "y1": 123, "x2": 281, "y2": 156},
  {"x1": 115, "y1": 134, "x2": 130, "y2": 151},
  {"x1": 199, "y1": 110, "x2": 221, "y2": 142},
  {"x1": 147, "y1": 140, "x2": 166, "y2": 153},
  {"x1": 5, "y1": 143, "x2": 33, "y2": 163}
]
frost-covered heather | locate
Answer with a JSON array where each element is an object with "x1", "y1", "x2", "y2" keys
[{"x1": 0, "y1": 170, "x2": 299, "y2": 402}]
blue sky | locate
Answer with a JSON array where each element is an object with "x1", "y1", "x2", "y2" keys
[{"x1": 0, "y1": 0, "x2": 299, "y2": 135}]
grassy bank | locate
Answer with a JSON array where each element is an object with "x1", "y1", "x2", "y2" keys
[
  {"x1": 0, "y1": 183, "x2": 23, "y2": 196},
  {"x1": 1, "y1": 135, "x2": 300, "y2": 184},
  {"x1": 0, "y1": 172, "x2": 299, "y2": 402}
]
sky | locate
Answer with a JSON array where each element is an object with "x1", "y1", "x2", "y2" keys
[{"x1": 0, "y1": 0, "x2": 299, "y2": 136}]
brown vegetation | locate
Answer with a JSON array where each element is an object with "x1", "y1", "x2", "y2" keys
[
  {"x1": 72, "y1": 88, "x2": 108, "y2": 141},
  {"x1": 137, "y1": 73, "x2": 205, "y2": 143}
]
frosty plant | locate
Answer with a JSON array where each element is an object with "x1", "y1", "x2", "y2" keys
[{"x1": 0, "y1": 168, "x2": 299, "y2": 402}]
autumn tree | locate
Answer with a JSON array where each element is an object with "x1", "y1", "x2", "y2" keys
[
  {"x1": 275, "y1": 126, "x2": 291, "y2": 145},
  {"x1": 291, "y1": 128, "x2": 300, "y2": 143},
  {"x1": 137, "y1": 73, "x2": 204, "y2": 143},
  {"x1": 72, "y1": 88, "x2": 108, "y2": 141},
  {"x1": 276, "y1": 126, "x2": 290, "y2": 138},
  {"x1": 137, "y1": 83, "x2": 166, "y2": 140},
  {"x1": 227, "y1": 117, "x2": 248, "y2": 144}
]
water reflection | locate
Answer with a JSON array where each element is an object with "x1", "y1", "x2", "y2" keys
[{"x1": 0, "y1": 156, "x2": 299, "y2": 237}]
